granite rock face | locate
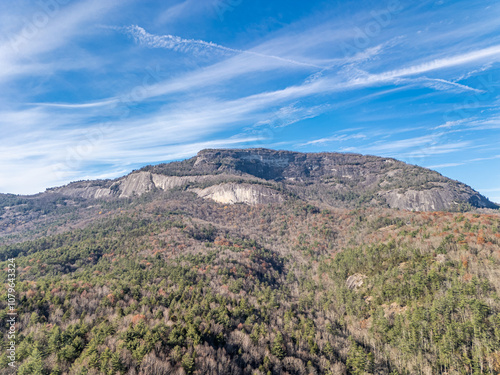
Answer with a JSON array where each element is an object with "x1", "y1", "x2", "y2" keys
[
  {"x1": 118, "y1": 172, "x2": 155, "y2": 198},
  {"x1": 47, "y1": 180, "x2": 116, "y2": 200},
  {"x1": 43, "y1": 148, "x2": 498, "y2": 211},
  {"x1": 380, "y1": 184, "x2": 492, "y2": 212},
  {"x1": 193, "y1": 183, "x2": 285, "y2": 205}
]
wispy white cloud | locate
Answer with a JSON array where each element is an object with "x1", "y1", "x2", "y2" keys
[
  {"x1": 299, "y1": 133, "x2": 367, "y2": 146},
  {"x1": 141, "y1": 42, "x2": 500, "y2": 105},
  {"x1": 455, "y1": 63, "x2": 494, "y2": 81},
  {"x1": 469, "y1": 154, "x2": 500, "y2": 162},
  {"x1": 0, "y1": 0, "x2": 124, "y2": 82},
  {"x1": 426, "y1": 162, "x2": 464, "y2": 169},
  {"x1": 434, "y1": 119, "x2": 470, "y2": 129},
  {"x1": 54, "y1": 18, "x2": 500, "y2": 111},
  {"x1": 400, "y1": 142, "x2": 473, "y2": 157},
  {"x1": 364, "y1": 134, "x2": 442, "y2": 153},
  {"x1": 118, "y1": 25, "x2": 324, "y2": 69},
  {"x1": 339, "y1": 133, "x2": 473, "y2": 159},
  {"x1": 418, "y1": 78, "x2": 484, "y2": 93},
  {"x1": 156, "y1": 0, "x2": 212, "y2": 25},
  {"x1": 254, "y1": 103, "x2": 328, "y2": 128},
  {"x1": 30, "y1": 99, "x2": 118, "y2": 109},
  {"x1": 347, "y1": 45, "x2": 500, "y2": 87}
]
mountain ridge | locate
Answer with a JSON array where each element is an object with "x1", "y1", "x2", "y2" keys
[{"x1": 41, "y1": 148, "x2": 497, "y2": 212}]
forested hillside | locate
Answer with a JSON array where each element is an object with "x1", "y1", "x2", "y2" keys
[{"x1": 1, "y1": 186, "x2": 500, "y2": 374}]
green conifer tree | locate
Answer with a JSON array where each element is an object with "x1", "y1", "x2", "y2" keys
[{"x1": 271, "y1": 332, "x2": 286, "y2": 360}]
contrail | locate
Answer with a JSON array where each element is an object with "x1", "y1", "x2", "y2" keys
[{"x1": 118, "y1": 25, "x2": 324, "y2": 69}]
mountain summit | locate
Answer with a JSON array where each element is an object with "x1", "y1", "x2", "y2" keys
[{"x1": 48, "y1": 148, "x2": 497, "y2": 212}]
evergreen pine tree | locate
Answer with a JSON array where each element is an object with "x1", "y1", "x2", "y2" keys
[
  {"x1": 181, "y1": 351, "x2": 196, "y2": 374},
  {"x1": 271, "y1": 332, "x2": 286, "y2": 360}
]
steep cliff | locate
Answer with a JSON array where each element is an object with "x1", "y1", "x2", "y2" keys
[{"x1": 193, "y1": 183, "x2": 285, "y2": 205}]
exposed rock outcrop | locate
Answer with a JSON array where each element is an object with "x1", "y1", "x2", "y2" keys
[
  {"x1": 346, "y1": 274, "x2": 367, "y2": 290},
  {"x1": 193, "y1": 183, "x2": 285, "y2": 205},
  {"x1": 118, "y1": 172, "x2": 155, "y2": 198},
  {"x1": 48, "y1": 180, "x2": 115, "y2": 199},
  {"x1": 49, "y1": 171, "x2": 282, "y2": 206},
  {"x1": 51, "y1": 173, "x2": 214, "y2": 200},
  {"x1": 381, "y1": 184, "x2": 494, "y2": 212},
  {"x1": 151, "y1": 174, "x2": 210, "y2": 190}
]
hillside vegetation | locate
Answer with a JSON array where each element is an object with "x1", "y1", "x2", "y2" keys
[{"x1": 1, "y1": 186, "x2": 500, "y2": 374}]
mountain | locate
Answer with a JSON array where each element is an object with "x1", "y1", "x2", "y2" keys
[
  {"x1": 1, "y1": 148, "x2": 497, "y2": 243},
  {"x1": 1, "y1": 149, "x2": 499, "y2": 375},
  {"x1": 44, "y1": 148, "x2": 498, "y2": 210}
]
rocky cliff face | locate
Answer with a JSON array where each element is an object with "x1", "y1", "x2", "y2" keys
[
  {"x1": 47, "y1": 180, "x2": 116, "y2": 200},
  {"x1": 41, "y1": 148, "x2": 499, "y2": 211},
  {"x1": 193, "y1": 183, "x2": 285, "y2": 205}
]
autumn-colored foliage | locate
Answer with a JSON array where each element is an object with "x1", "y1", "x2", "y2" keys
[
  {"x1": 132, "y1": 314, "x2": 146, "y2": 325},
  {"x1": 0, "y1": 193, "x2": 498, "y2": 374}
]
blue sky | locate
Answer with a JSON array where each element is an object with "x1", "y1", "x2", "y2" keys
[{"x1": 0, "y1": 0, "x2": 499, "y2": 202}]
